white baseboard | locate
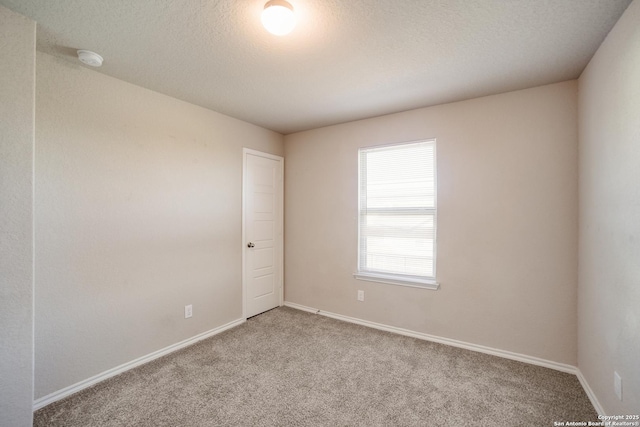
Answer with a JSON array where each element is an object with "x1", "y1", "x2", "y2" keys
[
  {"x1": 284, "y1": 302, "x2": 319, "y2": 314},
  {"x1": 35, "y1": 304, "x2": 606, "y2": 416},
  {"x1": 284, "y1": 302, "x2": 614, "y2": 414},
  {"x1": 33, "y1": 318, "x2": 245, "y2": 411},
  {"x1": 284, "y1": 301, "x2": 577, "y2": 374},
  {"x1": 576, "y1": 369, "x2": 606, "y2": 416}
]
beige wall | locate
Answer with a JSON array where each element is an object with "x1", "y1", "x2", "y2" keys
[
  {"x1": 284, "y1": 81, "x2": 579, "y2": 365},
  {"x1": 578, "y1": 0, "x2": 640, "y2": 414},
  {"x1": 0, "y1": 6, "x2": 36, "y2": 427},
  {"x1": 34, "y1": 52, "x2": 283, "y2": 398}
]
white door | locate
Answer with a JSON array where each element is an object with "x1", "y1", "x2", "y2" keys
[{"x1": 243, "y1": 149, "x2": 283, "y2": 318}]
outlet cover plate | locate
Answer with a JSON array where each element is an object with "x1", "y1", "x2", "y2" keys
[
  {"x1": 185, "y1": 304, "x2": 193, "y2": 319},
  {"x1": 614, "y1": 371, "x2": 622, "y2": 401}
]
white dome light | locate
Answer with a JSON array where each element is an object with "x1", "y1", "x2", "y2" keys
[
  {"x1": 261, "y1": 0, "x2": 296, "y2": 36},
  {"x1": 77, "y1": 50, "x2": 103, "y2": 67}
]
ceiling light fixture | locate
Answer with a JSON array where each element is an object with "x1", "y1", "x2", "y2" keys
[
  {"x1": 261, "y1": 0, "x2": 296, "y2": 36},
  {"x1": 77, "y1": 50, "x2": 103, "y2": 67}
]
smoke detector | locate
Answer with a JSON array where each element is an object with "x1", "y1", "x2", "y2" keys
[{"x1": 77, "y1": 50, "x2": 103, "y2": 67}]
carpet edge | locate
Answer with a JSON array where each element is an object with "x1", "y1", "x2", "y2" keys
[
  {"x1": 283, "y1": 301, "x2": 611, "y2": 414},
  {"x1": 283, "y1": 301, "x2": 577, "y2": 374},
  {"x1": 33, "y1": 317, "x2": 246, "y2": 411}
]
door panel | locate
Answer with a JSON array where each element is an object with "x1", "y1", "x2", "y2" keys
[{"x1": 253, "y1": 248, "x2": 274, "y2": 270}]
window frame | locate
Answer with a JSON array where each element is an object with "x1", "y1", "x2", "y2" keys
[{"x1": 354, "y1": 139, "x2": 439, "y2": 290}]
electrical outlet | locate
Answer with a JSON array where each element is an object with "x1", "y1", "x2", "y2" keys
[
  {"x1": 357, "y1": 290, "x2": 365, "y2": 302},
  {"x1": 185, "y1": 304, "x2": 193, "y2": 319},
  {"x1": 614, "y1": 371, "x2": 622, "y2": 401}
]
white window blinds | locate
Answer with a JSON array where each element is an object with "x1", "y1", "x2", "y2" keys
[{"x1": 358, "y1": 140, "x2": 436, "y2": 281}]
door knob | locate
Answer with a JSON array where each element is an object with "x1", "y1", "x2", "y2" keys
[{"x1": 247, "y1": 242, "x2": 255, "y2": 248}]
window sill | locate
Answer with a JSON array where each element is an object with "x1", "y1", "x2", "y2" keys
[{"x1": 353, "y1": 272, "x2": 440, "y2": 290}]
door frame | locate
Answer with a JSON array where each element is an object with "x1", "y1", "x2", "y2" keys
[{"x1": 242, "y1": 148, "x2": 284, "y2": 319}]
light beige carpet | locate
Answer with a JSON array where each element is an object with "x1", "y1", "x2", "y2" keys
[{"x1": 34, "y1": 306, "x2": 597, "y2": 426}]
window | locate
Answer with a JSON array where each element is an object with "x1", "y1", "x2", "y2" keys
[{"x1": 355, "y1": 140, "x2": 438, "y2": 290}]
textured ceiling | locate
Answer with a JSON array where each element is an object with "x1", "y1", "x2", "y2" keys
[{"x1": 1, "y1": 0, "x2": 633, "y2": 134}]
